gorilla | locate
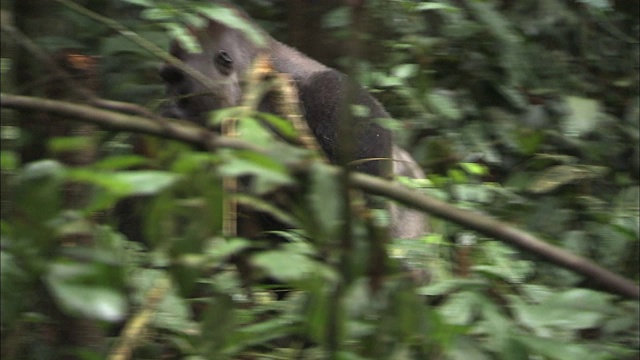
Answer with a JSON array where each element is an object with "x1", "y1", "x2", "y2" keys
[{"x1": 158, "y1": 5, "x2": 427, "y2": 239}]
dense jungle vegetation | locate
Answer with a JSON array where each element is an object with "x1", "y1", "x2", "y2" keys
[{"x1": 1, "y1": 0, "x2": 638, "y2": 359}]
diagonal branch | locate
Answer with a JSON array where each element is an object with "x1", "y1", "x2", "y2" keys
[{"x1": 1, "y1": 93, "x2": 638, "y2": 300}]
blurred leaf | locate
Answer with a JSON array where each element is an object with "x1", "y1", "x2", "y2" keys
[
  {"x1": 218, "y1": 150, "x2": 292, "y2": 194},
  {"x1": 323, "y1": 6, "x2": 350, "y2": 29},
  {"x1": 166, "y1": 22, "x2": 201, "y2": 53},
  {"x1": 427, "y1": 91, "x2": 462, "y2": 120},
  {"x1": 460, "y1": 162, "x2": 488, "y2": 176},
  {"x1": 563, "y1": 96, "x2": 602, "y2": 137},
  {"x1": 439, "y1": 291, "x2": 482, "y2": 325},
  {"x1": 93, "y1": 155, "x2": 149, "y2": 170},
  {"x1": 203, "y1": 237, "x2": 252, "y2": 260},
  {"x1": 251, "y1": 250, "x2": 316, "y2": 282},
  {"x1": 201, "y1": 294, "x2": 236, "y2": 355},
  {"x1": 416, "y1": 3, "x2": 459, "y2": 12},
  {"x1": 225, "y1": 317, "x2": 295, "y2": 355},
  {"x1": 131, "y1": 269, "x2": 194, "y2": 333},
  {"x1": 1, "y1": 150, "x2": 18, "y2": 171},
  {"x1": 513, "y1": 289, "x2": 612, "y2": 332},
  {"x1": 45, "y1": 262, "x2": 127, "y2": 322},
  {"x1": 256, "y1": 112, "x2": 298, "y2": 139},
  {"x1": 513, "y1": 333, "x2": 599, "y2": 360},
  {"x1": 528, "y1": 165, "x2": 607, "y2": 193},
  {"x1": 392, "y1": 63, "x2": 419, "y2": 79},
  {"x1": 308, "y1": 163, "x2": 344, "y2": 241},
  {"x1": 14, "y1": 160, "x2": 65, "y2": 224},
  {"x1": 576, "y1": 0, "x2": 613, "y2": 10},
  {"x1": 237, "y1": 116, "x2": 277, "y2": 147},
  {"x1": 196, "y1": 4, "x2": 266, "y2": 46},
  {"x1": 48, "y1": 136, "x2": 94, "y2": 154}
]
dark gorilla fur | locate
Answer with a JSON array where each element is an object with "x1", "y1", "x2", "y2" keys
[{"x1": 158, "y1": 5, "x2": 427, "y2": 238}]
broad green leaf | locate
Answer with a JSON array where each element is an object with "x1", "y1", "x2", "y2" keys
[
  {"x1": 203, "y1": 237, "x2": 252, "y2": 260},
  {"x1": 251, "y1": 250, "x2": 316, "y2": 281},
  {"x1": 218, "y1": 150, "x2": 292, "y2": 194},
  {"x1": 514, "y1": 333, "x2": 598, "y2": 360},
  {"x1": 392, "y1": 63, "x2": 419, "y2": 79},
  {"x1": 113, "y1": 170, "x2": 181, "y2": 195},
  {"x1": 460, "y1": 162, "x2": 488, "y2": 176},
  {"x1": 69, "y1": 169, "x2": 180, "y2": 197},
  {"x1": 562, "y1": 96, "x2": 602, "y2": 137},
  {"x1": 237, "y1": 117, "x2": 276, "y2": 147},
  {"x1": 14, "y1": 160, "x2": 65, "y2": 224},
  {"x1": 45, "y1": 262, "x2": 127, "y2": 322},
  {"x1": 528, "y1": 165, "x2": 607, "y2": 193},
  {"x1": 427, "y1": 91, "x2": 462, "y2": 120},
  {"x1": 224, "y1": 317, "x2": 295, "y2": 355},
  {"x1": 256, "y1": 112, "x2": 298, "y2": 139},
  {"x1": 512, "y1": 289, "x2": 611, "y2": 331},
  {"x1": 439, "y1": 291, "x2": 481, "y2": 325}
]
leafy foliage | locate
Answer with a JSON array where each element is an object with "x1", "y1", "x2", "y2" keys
[{"x1": 1, "y1": 0, "x2": 638, "y2": 359}]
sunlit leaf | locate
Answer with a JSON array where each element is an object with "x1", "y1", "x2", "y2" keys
[
  {"x1": 251, "y1": 250, "x2": 316, "y2": 281},
  {"x1": 45, "y1": 262, "x2": 127, "y2": 322},
  {"x1": 562, "y1": 96, "x2": 602, "y2": 137},
  {"x1": 528, "y1": 165, "x2": 607, "y2": 193}
]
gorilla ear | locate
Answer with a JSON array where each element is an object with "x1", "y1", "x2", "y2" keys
[{"x1": 214, "y1": 50, "x2": 233, "y2": 75}]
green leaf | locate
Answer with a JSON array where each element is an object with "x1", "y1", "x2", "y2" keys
[
  {"x1": 14, "y1": 160, "x2": 65, "y2": 224},
  {"x1": 93, "y1": 155, "x2": 149, "y2": 170},
  {"x1": 513, "y1": 289, "x2": 611, "y2": 331},
  {"x1": 416, "y1": 3, "x2": 459, "y2": 12},
  {"x1": 203, "y1": 237, "x2": 252, "y2": 260},
  {"x1": 575, "y1": 0, "x2": 612, "y2": 10},
  {"x1": 562, "y1": 96, "x2": 602, "y2": 137},
  {"x1": 323, "y1": 6, "x2": 350, "y2": 29},
  {"x1": 514, "y1": 333, "x2": 596, "y2": 360},
  {"x1": 251, "y1": 250, "x2": 316, "y2": 282},
  {"x1": 460, "y1": 162, "x2": 488, "y2": 176},
  {"x1": 69, "y1": 169, "x2": 180, "y2": 197},
  {"x1": 219, "y1": 150, "x2": 292, "y2": 194},
  {"x1": 131, "y1": 269, "x2": 194, "y2": 333},
  {"x1": 528, "y1": 165, "x2": 607, "y2": 193},
  {"x1": 438, "y1": 291, "x2": 481, "y2": 325},
  {"x1": 307, "y1": 163, "x2": 344, "y2": 241},
  {"x1": 201, "y1": 294, "x2": 236, "y2": 354},
  {"x1": 224, "y1": 317, "x2": 295, "y2": 355},
  {"x1": 0, "y1": 150, "x2": 18, "y2": 171},
  {"x1": 237, "y1": 116, "x2": 276, "y2": 147},
  {"x1": 256, "y1": 112, "x2": 298, "y2": 139},
  {"x1": 427, "y1": 91, "x2": 462, "y2": 121},
  {"x1": 113, "y1": 170, "x2": 181, "y2": 195},
  {"x1": 45, "y1": 262, "x2": 127, "y2": 322},
  {"x1": 166, "y1": 23, "x2": 201, "y2": 53},
  {"x1": 196, "y1": 5, "x2": 266, "y2": 46},
  {"x1": 392, "y1": 63, "x2": 419, "y2": 79}
]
